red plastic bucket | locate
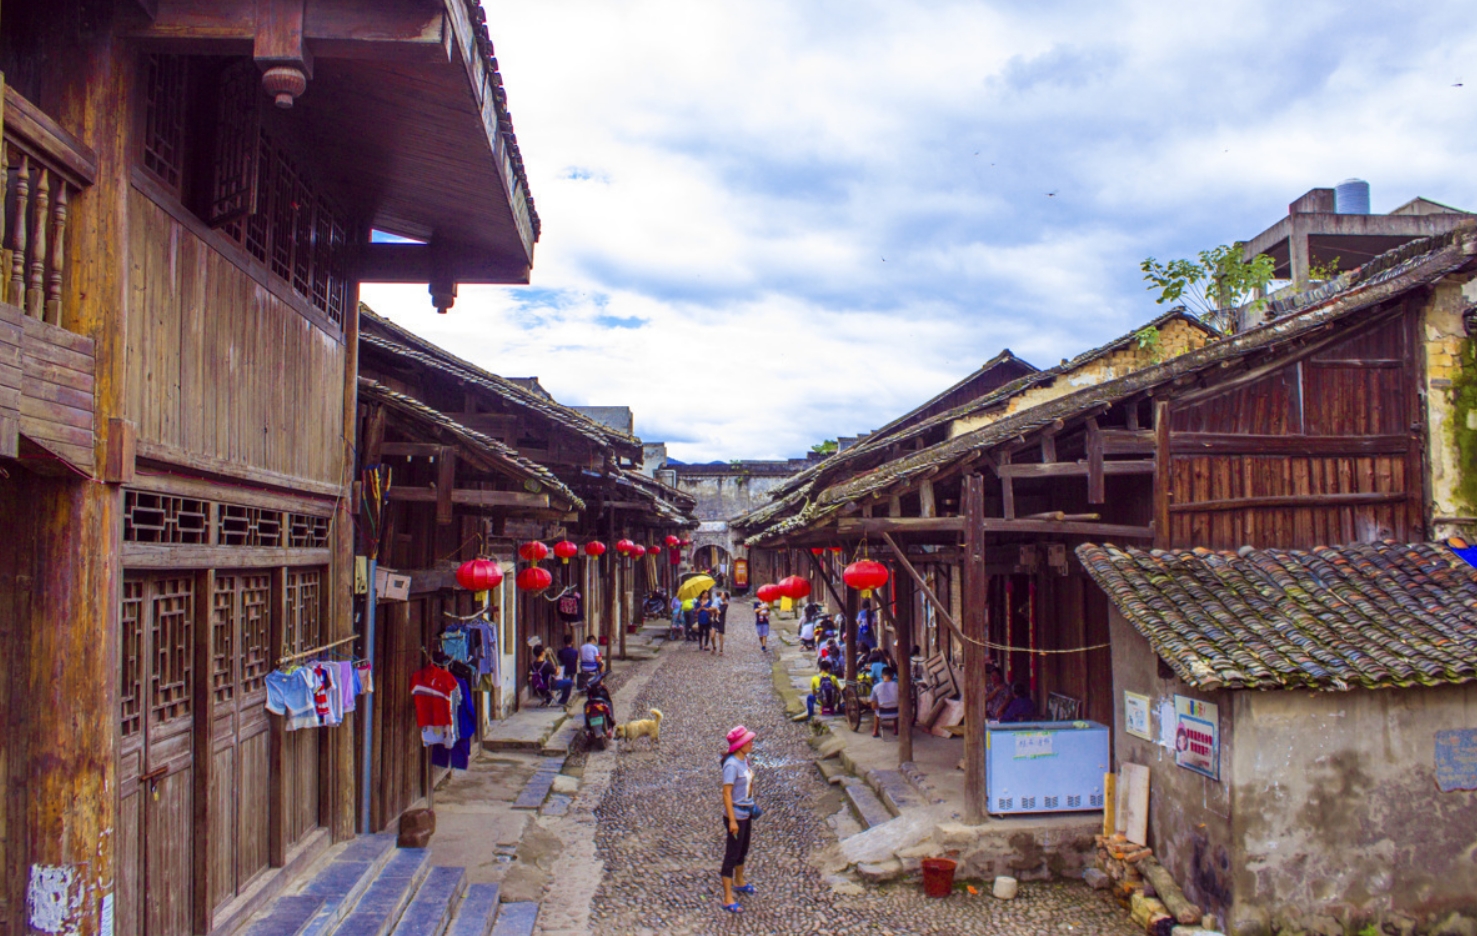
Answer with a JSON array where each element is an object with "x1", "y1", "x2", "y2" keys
[{"x1": 921, "y1": 858, "x2": 957, "y2": 898}]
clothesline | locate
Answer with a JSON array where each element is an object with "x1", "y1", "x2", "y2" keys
[{"x1": 278, "y1": 633, "x2": 359, "y2": 665}]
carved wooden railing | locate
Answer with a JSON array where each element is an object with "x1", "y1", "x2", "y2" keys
[{"x1": 1, "y1": 83, "x2": 97, "y2": 330}]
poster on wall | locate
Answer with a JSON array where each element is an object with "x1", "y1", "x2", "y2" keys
[
  {"x1": 1435, "y1": 728, "x2": 1477, "y2": 792},
  {"x1": 1124, "y1": 691, "x2": 1151, "y2": 740},
  {"x1": 733, "y1": 559, "x2": 749, "y2": 589},
  {"x1": 1174, "y1": 696, "x2": 1219, "y2": 780}
]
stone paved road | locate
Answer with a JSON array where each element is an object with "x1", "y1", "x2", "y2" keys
[{"x1": 585, "y1": 603, "x2": 1138, "y2": 936}]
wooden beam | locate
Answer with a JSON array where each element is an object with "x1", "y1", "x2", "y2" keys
[
  {"x1": 962, "y1": 474, "x2": 988, "y2": 824},
  {"x1": 436, "y1": 446, "x2": 455, "y2": 525},
  {"x1": 980, "y1": 519, "x2": 1153, "y2": 539},
  {"x1": 1154, "y1": 402, "x2": 1172, "y2": 549},
  {"x1": 880, "y1": 531, "x2": 965, "y2": 643},
  {"x1": 121, "y1": 544, "x2": 332, "y2": 568},
  {"x1": 136, "y1": 439, "x2": 344, "y2": 497},
  {"x1": 353, "y1": 242, "x2": 531, "y2": 285},
  {"x1": 1168, "y1": 433, "x2": 1411, "y2": 457},
  {"x1": 1086, "y1": 417, "x2": 1105, "y2": 504},
  {"x1": 104, "y1": 417, "x2": 137, "y2": 484},
  {"x1": 996, "y1": 460, "x2": 1155, "y2": 478},
  {"x1": 380, "y1": 442, "x2": 444, "y2": 457},
  {"x1": 1000, "y1": 449, "x2": 1015, "y2": 521},
  {"x1": 1169, "y1": 491, "x2": 1408, "y2": 513},
  {"x1": 384, "y1": 487, "x2": 549, "y2": 508},
  {"x1": 254, "y1": 0, "x2": 312, "y2": 75},
  {"x1": 838, "y1": 516, "x2": 966, "y2": 535},
  {"x1": 1100, "y1": 429, "x2": 1156, "y2": 455},
  {"x1": 130, "y1": 470, "x2": 336, "y2": 517}
]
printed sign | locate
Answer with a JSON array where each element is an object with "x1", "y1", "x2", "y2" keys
[
  {"x1": 733, "y1": 559, "x2": 749, "y2": 588},
  {"x1": 1174, "y1": 696, "x2": 1219, "y2": 780},
  {"x1": 1013, "y1": 731, "x2": 1055, "y2": 759},
  {"x1": 1435, "y1": 728, "x2": 1477, "y2": 792},
  {"x1": 1124, "y1": 691, "x2": 1151, "y2": 740}
]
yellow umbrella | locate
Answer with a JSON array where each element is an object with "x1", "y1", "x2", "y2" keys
[{"x1": 677, "y1": 574, "x2": 716, "y2": 602}]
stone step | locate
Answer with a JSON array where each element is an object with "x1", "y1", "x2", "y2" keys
[
  {"x1": 841, "y1": 779, "x2": 894, "y2": 830},
  {"x1": 389, "y1": 866, "x2": 466, "y2": 936},
  {"x1": 298, "y1": 835, "x2": 399, "y2": 936},
  {"x1": 868, "y1": 769, "x2": 924, "y2": 814},
  {"x1": 445, "y1": 884, "x2": 500, "y2": 936},
  {"x1": 243, "y1": 896, "x2": 327, "y2": 936},
  {"x1": 815, "y1": 759, "x2": 849, "y2": 785},
  {"x1": 541, "y1": 721, "x2": 580, "y2": 757},
  {"x1": 330, "y1": 849, "x2": 432, "y2": 936},
  {"x1": 483, "y1": 710, "x2": 567, "y2": 751},
  {"x1": 487, "y1": 903, "x2": 538, "y2": 936},
  {"x1": 511, "y1": 757, "x2": 566, "y2": 810}
]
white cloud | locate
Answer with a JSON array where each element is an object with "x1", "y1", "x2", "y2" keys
[{"x1": 363, "y1": 0, "x2": 1477, "y2": 460}]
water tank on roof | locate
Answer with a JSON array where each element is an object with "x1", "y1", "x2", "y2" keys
[{"x1": 1335, "y1": 179, "x2": 1370, "y2": 215}]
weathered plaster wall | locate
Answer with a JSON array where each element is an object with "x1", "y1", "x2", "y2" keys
[
  {"x1": 1109, "y1": 610, "x2": 1237, "y2": 919},
  {"x1": 676, "y1": 472, "x2": 797, "y2": 559},
  {"x1": 950, "y1": 319, "x2": 1213, "y2": 439},
  {"x1": 1229, "y1": 683, "x2": 1477, "y2": 935},
  {"x1": 1423, "y1": 278, "x2": 1477, "y2": 538}
]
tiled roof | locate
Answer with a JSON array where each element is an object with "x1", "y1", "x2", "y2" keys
[
  {"x1": 1077, "y1": 542, "x2": 1477, "y2": 691},
  {"x1": 359, "y1": 378, "x2": 583, "y2": 510},
  {"x1": 358, "y1": 307, "x2": 642, "y2": 456}
]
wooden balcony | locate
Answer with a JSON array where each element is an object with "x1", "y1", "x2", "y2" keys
[{"x1": 0, "y1": 85, "x2": 98, "y2": 474}]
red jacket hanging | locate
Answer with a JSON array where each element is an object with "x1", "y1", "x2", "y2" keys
[{"x1": 410, "y1": 665, "x2": 458, "y2": 728}]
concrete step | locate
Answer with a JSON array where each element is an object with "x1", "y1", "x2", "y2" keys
[
  {"x1": 389, "y1": 866, "x2": 466, "y2": 936},
  {"x1": 841, "y1": 779, "x2": 893, "y2": 830},
  {"x1": 243, "y1": 896, "x2": 327, "y2": 936},
  {"x1": 445, "y1": 884, "x2": 500, "y2": 936},
  {"x1": 815, "y1": 759, "x2": 848, "y2": 785},
  {"x1": 511, "y1": 757, "x2": 566, "y2": 810},
  {"x1": 869, "y1": 769, "x2": 924, "y2": 814},
  {"x1": 541, "y1": 721, "x2": 580, "y2": 757},
  {"x1": 330, "y1": 849, "x2": 432, "y2": 936},
  {"x1": 483, "y1": 710, "x2": 567, "y2": 751},
  {"x1": 297, "y1": 835, "x2": 399, "y2": 936},
  {"x1": 487, "y1": 903, "x2": 538, "y2": 936}
]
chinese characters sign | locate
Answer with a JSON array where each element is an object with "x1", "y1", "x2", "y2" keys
[
  {"x1": 1123, "y1": 691, "x2": 1151, "y2": 740},
  {"x1": 1174, "y1": 695, "x2": 1219, "y2": 780}
]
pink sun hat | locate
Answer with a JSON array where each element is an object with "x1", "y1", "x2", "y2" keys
[{"x1": 726, "y1": 725, "x2": 757, "y2": 754}]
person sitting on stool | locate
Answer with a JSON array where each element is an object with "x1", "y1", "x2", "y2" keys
[{"x1": 868, "y1": 666, "x2": 900, "y2": 737}]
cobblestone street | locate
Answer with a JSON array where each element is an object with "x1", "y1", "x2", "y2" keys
[{"x1": 583, "y1": 604, "x2": 1139, "y2": 936}]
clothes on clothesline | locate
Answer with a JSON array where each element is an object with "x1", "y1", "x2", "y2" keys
[
  {"x1": 265, "y1": 658, "x2": 369, "y2": 730},
  {"x1": 439, "y1": 620, "x2": 500, "y2": 681},
  {"x1": 430, "y1": 672, "x2": 477, "y2": 770}
]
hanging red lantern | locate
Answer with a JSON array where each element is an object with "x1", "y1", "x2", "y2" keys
[
  {"x1": 665, "y1": 534, "x2": 680, "y2": 548},
  {"x1": 680, "y1": 538, "x2": 692, "y2": 547},
  {"x1": 843, "y1": 559, "x2": 889, "y2": 597},
  {"x1": 552, "y1": 540, "x2": 579, "y2": 564},
  {"x1": 584, "y1": 540, "x2": 607, "y2": 559},
  {"x1": 756, "y1": 583, "x2": 782, "y2": 604},
  {"x1": 810, "y1": 547, "x2": 825, "y2": 555},
  {"x1": 455, "y1": 557, "x2": 504, "y2": 591},
  {"x1": 518, "y1": 541, "x2": 550, "y2": 563},
  {"x1": 778, "y1": 575, "x2": 811, "y2": 600},
  {"x1": 831, "y1": 546, "x2": 844, "y2": 554},
  {"x1": 616, "y1": 538, "x2": 636, "y2": 556},
  {"x1": 649, "y1": 544, "x2": 663, "y2": 557},
  {"x1": 631, "y1": 544, "x2": 647, "y2": 558},
  {"x1": 516, "y1": 566, "x2": 553, "y2": 593}
]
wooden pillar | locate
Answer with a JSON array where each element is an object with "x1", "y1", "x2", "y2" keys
[
  {"x1": 844, "y1": 575, "x2": 858, "y2": 684},
  {"x1": 1153, "y1": 401, "x2": 1172, "y2": 549},
  {"x1": 604, "y1": 509, "x2": 617, "y2": 673},
  {"x1": 895, "y1": 571, "x2": 915, "y2": 764},
  {"x1": 962, "y1": 473, "x2": 988, "y2": 824},
  {"x1": 327, "y1": 292, "x2": 360, "y2": 842}
]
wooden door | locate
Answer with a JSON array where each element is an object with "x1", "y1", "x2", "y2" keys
[
  {"x1": 118, "y1": 575, "x2": 196, "y2": 936},
  {"x1": 206, "y1": 573, "x2": 272, "y2": 914},
  {"x1": 280, "y1": 570, "x2": 324, "y2": 845}
]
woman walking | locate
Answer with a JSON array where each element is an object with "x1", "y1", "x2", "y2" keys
[{"x1": 720, "y1": 725, "x2": 757, "y2": 913}]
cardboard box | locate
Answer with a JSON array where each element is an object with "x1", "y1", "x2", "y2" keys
[{"x1": 375, "y1": 566, "x2": 411, "y2": 602}]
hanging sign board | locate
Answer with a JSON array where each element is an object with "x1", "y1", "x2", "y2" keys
[
  {"x1": 1174, "y1": 695, "x2": 1219, "y2": 780},
  {"x1": 1124, "y1": 691, "x2": 1151, "y2": 740},
  {"x1": 733, "y1": 558, "x2": 749, "y2": 589}
]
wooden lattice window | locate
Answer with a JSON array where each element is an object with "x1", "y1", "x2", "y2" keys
[
  {"x1": 239, "y1": 574, "x2": 272, "y2": 695},
  {"x1": 211, "y1": 577, "x2": 237, "y2": 705},
  {"x1": 283, "y1": 569, "x2": 322, "y2": 655},
  {"x1": 124, "y1": 491, "x2": 209, "y2": 544},
  {"x1": 141, "y1": 53, "x2": 187, "y2": 191},
  {"x1": 218, "y1": 504, "x2": 283, "y2": 547},
  {"x1": 120, "y1": 580, "x2": 145, "y2": 737},
  {"x1": 149, "y1": 576, "x2": 194, "y2": 725},
  {"x1": 288, "y1": 513, "x2": 331, "y2": 548},
  {"x1": 207, "y1": 60, "x2": 261, "y2": 227}
]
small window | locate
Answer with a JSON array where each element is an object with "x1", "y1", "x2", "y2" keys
[{"x1": 141, "y1": 53, "x2": 188, "y2": 191}]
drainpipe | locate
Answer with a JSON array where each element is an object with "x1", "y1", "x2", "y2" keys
[{"x1": 360, "y1": 559, "x2": 377, "y2": 834}]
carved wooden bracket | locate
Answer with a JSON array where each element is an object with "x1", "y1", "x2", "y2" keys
[{"x1": 254, "y1": 0, "x2": 312, "y2": 108}]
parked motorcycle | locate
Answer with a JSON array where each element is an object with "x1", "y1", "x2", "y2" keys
[
  {"x1": 583, "y1": 671, "x2": 615, "y2": 751},
  {"x1": 642, "y1": 591, "x2": 669, "y2": 619}
]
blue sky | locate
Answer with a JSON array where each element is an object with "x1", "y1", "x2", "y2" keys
[{"x1": 363, "y1": 0, "x2": 1477, "y2": 462}]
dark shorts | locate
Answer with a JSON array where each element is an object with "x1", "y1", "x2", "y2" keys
[
  {"x1": 712, "y1": 621, "x2": 726, "y2": 634},
  {"x1": 722, "y1": 817, "x2": 752, "y2": 877}
]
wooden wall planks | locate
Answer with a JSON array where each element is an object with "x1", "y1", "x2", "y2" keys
[{"x1": 125, "y1": 189, "x2": 344, "y2": 487}]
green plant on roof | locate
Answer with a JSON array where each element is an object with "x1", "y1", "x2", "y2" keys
[
  {"x1": 1141, "y1": 242, "x2": 1275, "y2": 333},
  {"x1": 1308, "y1": 255, "x2": 1343, "y2": 282},
  {"x1": 1135, "y1": 325, "x2": 1163, "y2": 363},
  {"x1": 811, "y1": 439, "x2": 838, "y2": 454}
]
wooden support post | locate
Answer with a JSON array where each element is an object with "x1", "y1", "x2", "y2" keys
[
  {"x1": 879, "y1": 531, "x2": 966, "y2": 642},
  {"x1": 844, "y1": 574, "x2": 858, "y2": 685},
  {"x1": 435, "y1": 446, "x2": 455, "y2": 525},
  {"x1": 1154, "y1": 401, "x2": 1172, "y2": 549},
  {"x1": 1086, "y1": 417, "x2": 1105, "y2": 504},
  {"x1": 1000, "y1": 450, "x2": 1015, "y2": 520},
  {"x1": 962, "y1": 473, "x2": 988, "y2": 824},
  {"x1": 329, "y1": 291, "x2": 362, "y2": 841},
  {"x1": 605, "y1": 508, "x2": 617, "y2": 673},
  {"x1": 874, "y1": 582, "x2": 914, "y2": 764},
  {"x1": 919, "y1": 479, "x2": 936, "y2": 518}
]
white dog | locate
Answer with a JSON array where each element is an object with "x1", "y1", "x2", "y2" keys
[{"x1": 615, "y1": 708, "x2": 663, "y2": 745}]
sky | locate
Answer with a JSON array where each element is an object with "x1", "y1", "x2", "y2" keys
[{"x1": 362, "y1": 0, "x2": 1477, "y2": 463}]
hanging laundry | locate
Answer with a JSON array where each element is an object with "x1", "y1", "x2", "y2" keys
[
  {"x1": 355, "y1": 659, "x2": 374, "y2": 694},
  {"x1": 336, "y1": 660, "x2": 359, "y2": 714},
  {"x1": 266, "y1": 667, "x2": 320, "y2": 730},
  {"x1": 410, "y1": 663, "x2": 458, "y2": 747},
  {"x1": 466, "y1": 621, "x2": 499, "y2": 678},
  {"x1": 431, "y1": 672, "x2": 477, "y2": 770},
  {"x1": 556, "y1": 589, "x2": 583, "y2": 623},
  {"x1": 440, "y1": 627, "x2": 470, "y2": 664}
]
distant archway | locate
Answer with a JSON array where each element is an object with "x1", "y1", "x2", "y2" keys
[{"x1": 691, "y1": 543, "x2": 732, "y2": 584}]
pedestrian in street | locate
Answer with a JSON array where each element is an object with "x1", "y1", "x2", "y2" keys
[
  {"x1": 754, "y1": 600, "x2": 771, "y2": 652},
  {"x1": 712, "y1": 591, "x2": 730, "y2": 655},
  {"x1": 670, "y1": 594, "x2": 684, "y2": 633},
  {"x1": 578, "y1": 633, "x2": 602, "y2": 689},
  {"x1": 856, "y1": 598, "x2": 876, "y2": 650},
  {"x1": 696, "y1": 591, "x2": 714, "y2": 651},
  {"x1": 683, "y1": 596, "x2": 697, "y2": 641},
  {"x1": 720, "y1": 725, "x2": 758, "y2": 913}
]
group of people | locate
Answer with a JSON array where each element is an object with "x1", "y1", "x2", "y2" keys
[
  {"x1": 528, "y1": 634, "x2": 603, "y2": 706},
  {"x1": 670, "y1": 590, "x2": 733, "y2": 653}
]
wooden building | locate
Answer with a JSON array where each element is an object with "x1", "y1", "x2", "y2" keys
[
  {"x1": 736, "y1": 224, "x2": 1477, "y2": 896},
  {"x1": 0, "y1": 4, "x2": 540, "y2": 936},
  {"x1": 354, "y1": 307, "x2": 695, "y2": 828}
]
